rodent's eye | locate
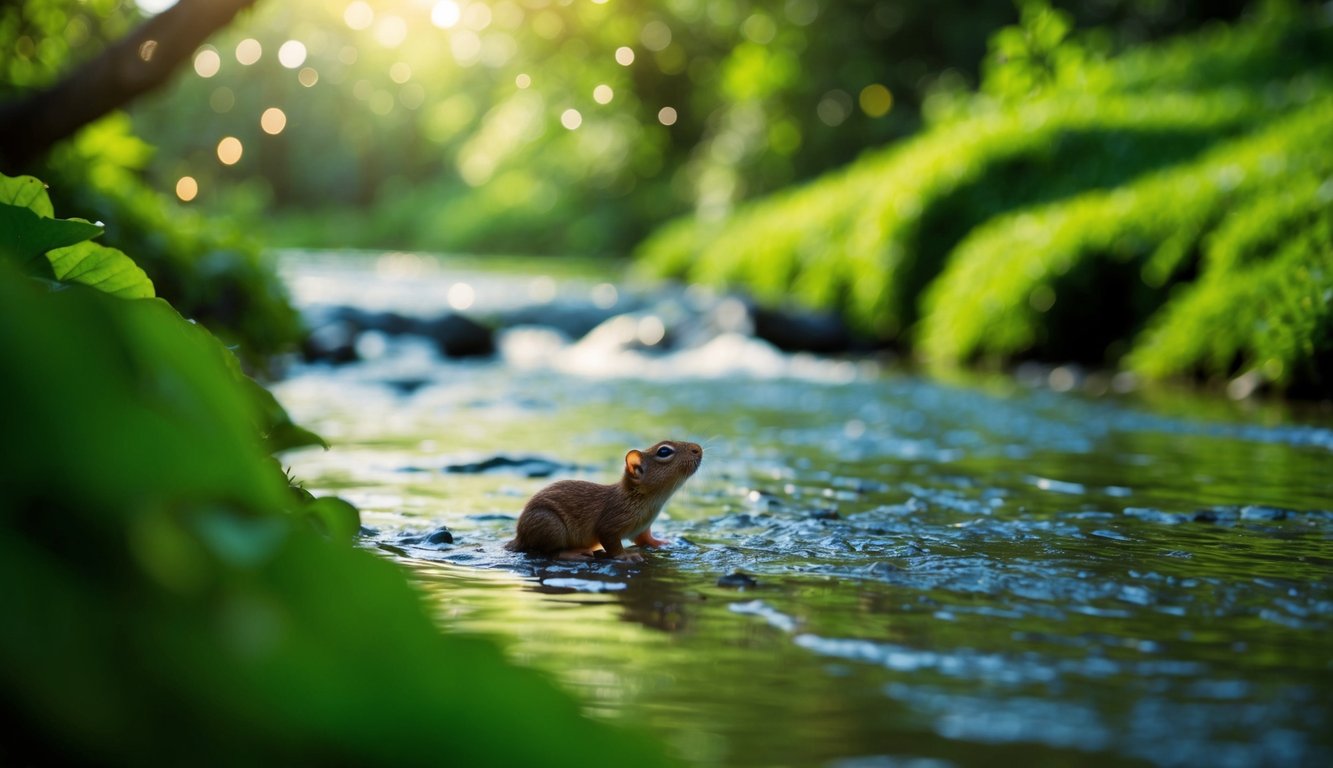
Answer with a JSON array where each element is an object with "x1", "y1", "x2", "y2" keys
[{"x1": 655, "y1": 445, "x2": 675, "y2": 458}]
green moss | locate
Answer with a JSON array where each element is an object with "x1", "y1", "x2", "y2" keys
[
  {"x1": 1127, "y1": 178, "x2": 1333, "y2": 390},
  {"x1": 634, "y1": 3, "x2": 1333, "y2": 393},
  {"x1": 917, "y1": 99, "x2": 1333, "y2": 368}
]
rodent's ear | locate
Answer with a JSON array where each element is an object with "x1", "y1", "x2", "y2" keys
[{"x1": 624, "y1": 450, "x2": 645, "y2": 480}]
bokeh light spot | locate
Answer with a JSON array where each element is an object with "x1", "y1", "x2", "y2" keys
[
  {"x1": 641, "y1": 21, "x2": 672, "y2": 51},
  {"x1": 138, "y1": 39, "x2": 158, "y2": 62},
  {"x1": 261, "y1": 107, "x2": 287, "y2": 135},
  {"x1": 447, "y1": 282, "x2": 476, "y2": 310},
  {"x1": 615, "y1": 46, "x2": 635, "y2": 66},
  {"x1": 451, "y1": 30, "x2": 482, "y2": 65},
  {"x1": 175, "y1": 176, "x2": 198, "y2": 202},
  {"x1": 560, "y1": 109, "x2": 583, "y2": 130},
  {"x1": 216, "y1": 137, "x2": 243, "y2": 165},
  {"x1": 209, "y1": 87, "x2": 235, "y2": 114},
  {"x1": 298, "y1": 67, "x2": 319, "y2": 87},
  {"x1": 742, "y1": 13, "x2": 776, "y2": 44},
  {"x1": 463, "y1": 3, "x2": 492, "y2": 31},
  {"x1": 657, "y1": 106, "x2": 678, "y2": 126},
  {"x1": 344, "y1": 1, "x2": 373, "y2": 31},
  {"x1": 375, "y1": 16, "x2": 408, "y2": 48},
  {"x1": 515, "y1": 73, "x2": 531, "y2": 89},
  {"x1": 235, "y1": 38, "x2": 262, "y2": 66},
  {"x1": 859, "y1": 83, "x2": 894, "y2": 117},
  {"x1": 817, "y1": 90, "x2": 852, "y2": 126},
  {"x1": 431, "y1": 0, "x2": 461, "y2": 29},
  {"x1": 593, "y1": 84, "x2": 613, "y2": 104},
  {"x1": 193, "y1": 48, "x2": 221, "y2": 78},
  {"x1": 277, "y1": 40, "x2": 307, "y2": 69},
  {"x1": 390, "y1": 62, "x2": 412, "y2": 84}
]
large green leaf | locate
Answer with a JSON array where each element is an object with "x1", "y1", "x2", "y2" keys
[
  {"x1": 0, "y1": 203, "x2": 104, "y2": 271},
  {"x1": 0, "y1": 257, "x2": 674, "y2": 767},
  {"x1": 46, "y1": 240, "x2": 155, "y2": 299},
  {"x1": 0, "y1": 173, "x2": 105, "y2": 277},
  {"x1": 0, "y1": 174, "x2": 56, "y2": 216}
]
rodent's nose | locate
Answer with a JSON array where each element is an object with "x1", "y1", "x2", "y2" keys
[{"x1": 691, "y1": 445, "x2": 702, "y2": 456}]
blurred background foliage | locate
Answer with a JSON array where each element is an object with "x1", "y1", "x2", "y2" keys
[
  {"x1": 119, "y1": 0, "x2": 1246, "y2": 256},
  {"x1": 1, "y1": 0, "x2": 301, "y2": 369},
  {"x1": 9, "y1": 0, "x2": 1325, "y2": 394},
  {"x1": 637, "y1": 1, "x2": 1333, "y2": 394}
]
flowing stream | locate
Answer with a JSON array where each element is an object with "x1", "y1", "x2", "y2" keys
[{"x1": 274, "y1": 251, "x2": 1332, "y2": 768}]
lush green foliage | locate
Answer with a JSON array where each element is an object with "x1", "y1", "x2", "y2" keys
[
  {"x1": 39, "y1": 117, "x2": 303, "y2": 368},
  {"x1": 0, "y1": 175, "x2": 673, "y2": 765},
  {"x1": 1, "y1": 2, "x2": 301, "y2": 367},
  {"x1": 637, "y1": 3, "x2": 1333, "y2": 392},
  {"x1": 112, "y1": 0, "x2": 1237, "y2": 255}
]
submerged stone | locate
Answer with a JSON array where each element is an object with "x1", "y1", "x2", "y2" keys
[
  {"x1": 717, "y1": 572, "x2": 759, "y2": 589},
  {"x1": 397, "y1": 525, "x2": 455, "y2": 549}
]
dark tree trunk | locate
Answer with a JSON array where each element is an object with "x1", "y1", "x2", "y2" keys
[{"x1": 0, "y1": 0, "x2": 257, "y2": 173}]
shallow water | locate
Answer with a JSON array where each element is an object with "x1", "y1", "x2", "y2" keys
[{"x1": 274, "y1": 253, "x2": 1333, "y2": 768}]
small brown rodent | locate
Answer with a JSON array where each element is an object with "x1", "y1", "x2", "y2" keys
[{"x1": 505, "y1": 440, "x2": 703, "y2": 561}]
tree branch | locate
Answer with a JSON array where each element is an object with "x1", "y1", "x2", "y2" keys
[{"x1": 0, "y1": 0, "x2": 256, "y2": 172}]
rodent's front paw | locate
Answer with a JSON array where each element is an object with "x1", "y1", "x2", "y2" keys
[{"x1": 613, "y1": 551, "x2": 645, "y2": 563}]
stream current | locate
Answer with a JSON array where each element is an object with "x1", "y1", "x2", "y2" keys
[{"x1": 274, "y1": 252, "x2": 1332, "y2": 768}]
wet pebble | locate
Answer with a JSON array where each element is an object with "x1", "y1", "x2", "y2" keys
[
  {"x1": 420, "y1": 313, "x2": 496, "y2": 359},
  {"x1": 1239, "y1": 505, "x2": 1291, "y2": 521},
  {"x1": 397, "y1": 525, "x2": 455, "y2": 549},
  {"x1": 751, "y1": 302, "x2": 858, "y2": 353},
  {"x1": 443, "y1": 455, "x2": 585, "y2": 478},
  {"x1": 717, "y1": 572, "x2": 759, "y2": 589}
]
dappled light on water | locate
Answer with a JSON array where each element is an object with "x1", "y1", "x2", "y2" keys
[{"x1": 274, "y1": 255, "x2": 1333, "y2": 766}]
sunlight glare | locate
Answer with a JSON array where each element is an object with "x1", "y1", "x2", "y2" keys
[
  {"x1": 193, "y1": 48, "x2": 221, "y2": 78},
  {"x1": 175, "y1": 176, "x2": 198, "y2": 202},
  {"x1": 375, "y1": 16, "x2": 408, "y2": 48},
  {"x1": 235, "y1": 38, "x2": 262, "y2": 66},
  {"x1": 278, "y1": 40, "x2": 307, "y2": 69},
  {"x1": 261, "y1": 107, "x2": 287, "y2": 135},
  {"x1": 447, "y1": 282, "x2": 476, "y2": 311},
  {"x1": 344, "y1": 1, "x2": 374, "y2": 31},
  {"x1": 431, "y1": 1, "x2": 461, "y2": 29},
  {"x1": 463, "y1": 3, "x2": 493, "y2": 31},
  {"x1": 216, "y1": 137, "x2": 243, "y2": 165}
]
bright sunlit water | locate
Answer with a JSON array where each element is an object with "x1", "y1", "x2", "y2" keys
[{"x1": 274, "y1": 253, "x2": 1332, "y2": 768}]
